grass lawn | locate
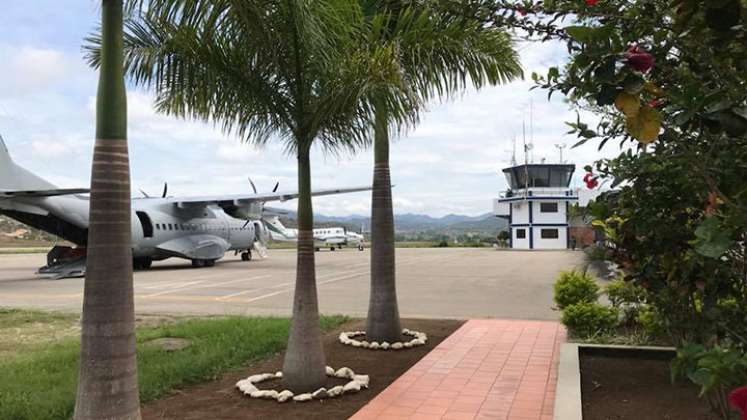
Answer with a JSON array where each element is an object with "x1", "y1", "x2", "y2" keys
[{"x1": 0, "y1": 308, "x2": 349, "y2": 420}]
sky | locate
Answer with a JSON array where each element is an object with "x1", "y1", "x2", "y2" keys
[{"x1": 0, "y1": 1, "x2": 623, "y2": 217}]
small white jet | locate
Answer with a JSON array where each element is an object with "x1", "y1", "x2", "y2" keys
[
  {"x1": 264, "y1": 216, "x2": 365, "y2": 251},
  {"x1": 0, "y1": 136, "x2": 370, "y2": 277}
]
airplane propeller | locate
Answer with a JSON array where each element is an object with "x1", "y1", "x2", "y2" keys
[{"x1": 139, "y1": 182, "x2": 168, "y2": 198}]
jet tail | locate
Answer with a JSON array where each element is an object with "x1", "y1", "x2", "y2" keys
[
  {"x1": 263, "y1": 216, "x2": 296, "y2": 241},
  {"x1": 0, "y1": 135, "x2": 59, "y2": 191}
]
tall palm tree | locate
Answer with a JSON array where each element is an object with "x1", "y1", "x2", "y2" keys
[
  {"x1": 362, "y1": 2, "x2": 523, "y2": 343},
  {"x1": 88, "y1": 0, "x2": 407, "y2": 392},
  {"x1": 75, "y1": 1, "x2": 141, "y2": 419}
]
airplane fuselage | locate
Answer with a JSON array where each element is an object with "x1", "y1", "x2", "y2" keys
[{"x1": 1, "y1": 193, "x2": 261, "y2": 263}]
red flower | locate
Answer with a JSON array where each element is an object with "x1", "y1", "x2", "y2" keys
[
  {"x1": 583, "y1": 173, "x2": 598, "y2": 189},
  {"x1": 518, "y1": 7, "x2": 527, "y2": 16},
  {"x1": 729, "y1": 387, "x2": 747, "y2": 420},
  {"x1": 625, "y1": 45, "x2": 655, "y2": 73},
  {"x1": 585, "y1": 0, "x2": 599, "y2": 5},
  {"x1": 648, "y1": 99, "x2": 663, "y2": 108}
]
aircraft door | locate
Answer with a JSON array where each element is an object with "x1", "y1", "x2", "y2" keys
[{"x1": 135, "y1": 211, "x2": 154, "y2": 238}]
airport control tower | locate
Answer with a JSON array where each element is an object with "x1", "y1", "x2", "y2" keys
[{"x1": 493, "y1": 164, "x2": 578, "y2": 250}]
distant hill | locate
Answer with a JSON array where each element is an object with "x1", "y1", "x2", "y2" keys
[
  {"x1": 1, "y1": 210, "x2": 508, "y2": 248},
  {"x1": 286, "y1": 212, "x2": 507, "y2": 238}
]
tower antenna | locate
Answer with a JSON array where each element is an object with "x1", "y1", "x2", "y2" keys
[
  {"x1": 529, "y1": 99, "x2": 534, "y2": 163},
  {"x1": 554, "y1": 143, "x2": 567, "y2": 164}
]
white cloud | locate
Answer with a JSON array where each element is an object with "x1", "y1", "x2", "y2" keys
[{"x1": 0, "y1": 18, "x2": 632, "y2": 218}]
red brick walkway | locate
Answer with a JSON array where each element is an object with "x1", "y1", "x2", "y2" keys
[{"x1": 350, "y1": 319, "x2": 565, "y2": 420}]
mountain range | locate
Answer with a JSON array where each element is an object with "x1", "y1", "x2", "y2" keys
[{"x1": 286, "y1": 212, "x2": 508, "y2": 235}]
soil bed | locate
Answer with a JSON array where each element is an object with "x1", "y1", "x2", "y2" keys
[
  {"x1": 581, "y1": 350, "x2": 717, "y2": 420},
  {"x1": 142, "y1": 318, "x2": 463, "y2": 420}
]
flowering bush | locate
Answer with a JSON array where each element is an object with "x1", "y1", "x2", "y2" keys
[{"x1": 452, "y1": 1, "x2": 746, "y2": 418}]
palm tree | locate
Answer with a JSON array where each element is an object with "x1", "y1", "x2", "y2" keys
[
  {"x1": 74, "y1": 1, "x2": 141, "y2": 419},
  {"x1": 89, "y1": 0, "x2": 407, "y2": 392},
  {"x1": 362, "y1": 2, "x2": 523, "y2": 343}
]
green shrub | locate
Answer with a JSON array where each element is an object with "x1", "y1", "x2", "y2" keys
[
  {"x1": 584, "y1": 245, "x2": 607, "y2": 262},
  {"x1": 637, "y1": 305, "x2": 666, "y2": 338},
  {"x1": 554, "y1": 270, "x2": 600, "y2": 309},
  {"x1": 605, "y1": 278, "x2": 646, "y2": 307},
  {"x1": 561, "y1": 302, "x2": 619, "y2": 338},
  {"x1": 605, "y1": 278, "x2": 647, "y2": 323}
]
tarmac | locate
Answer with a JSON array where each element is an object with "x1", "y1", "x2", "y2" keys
[{"x1": 0, "y1": 248, "x2": 585, "y2": 319}]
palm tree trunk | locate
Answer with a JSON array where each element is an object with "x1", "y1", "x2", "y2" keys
[
  {"x1": 74, "y1": 1, "x2": 140, "y2": 419},
  {"x1": 366, "y1": 105, "x2": 402, "y2": 343},
  {"x1": 282, "y1": 141, "x2": 327, "y2": 393}
]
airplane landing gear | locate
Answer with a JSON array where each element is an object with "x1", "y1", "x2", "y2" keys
[
  {"x1": 241, "y1": 251, "x2": 252, "y2": 261},
  {"x1": 191, "y1": 259, "x2": 215, "y2": 268},
  {"x1": 133, "y1": 257, "x2": 152, "y2": 270}
]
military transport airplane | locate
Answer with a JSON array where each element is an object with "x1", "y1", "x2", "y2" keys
[
  {"x1": 0, "y1": 136, "x2": 369, "y2": 277},
  {"x1": 264, "y1": 216, "x2": 366, "y2": 251}
]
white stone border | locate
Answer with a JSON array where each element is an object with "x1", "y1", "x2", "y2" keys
[
  {"x1": 235, "y1": 366, "x2": 369, "y2": 403},
  {"x1": 338, "y1": 328, "x2": 427, "y2": 350}
]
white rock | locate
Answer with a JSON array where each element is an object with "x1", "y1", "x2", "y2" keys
[
  {"x1": 403, "y1": 328, "x2": 411, "y2": 335},
  {"x1": 353, "y1": 374, "x2": 370, "y2": 388},
  {"x1": 236, "y1": 379, "x2": 249, "y2": 388},
  {"x1": 325, "y1": 366, "x2": 335, "y2": 376},
  {"x1": 247, "y1": 373, "x2": 274, "y2": 383},
  {"x1": 250, "y1": 390, "x2": 278, "y2": 399},
  {"x1": 277, "y1": 390, "x2": 294, "y2": 402},
  {"x1": 403, "y1": 341, "x2": 413, "y2": 348},
  {"x1": 413, "y1": 338, "x2": 426, "y2": 346},
  {"x1": 369, "y1": 342, "x2": 380, "y2": 350},
  {"x1": 381, "y1": 342, "x2": 390, "y2": 350},
  {"x1": 391, "y1": 342, "x2": 403, "y2": 350},
  {"x1": 275, "y1": 371, "x2": 283, "y2": 378},
  {"x1": 343, "y1": 380, "x2": 361, "y2": 394},
  {"x1": 361, "y1": 341, "x2": 370, "y2": 348},
  {"x1": 339, "y1": 332, "x2": 348, "y2": 340},
  {"x1": 311, "y1": 387, "x2": 327, "y2": 399},
  {"x1": 327, "y1": 385, "x2": 344, "y2": 397},
  {"x1": 352, "y1": 340, "x2": 362, "y2": 348},
  {"x1": 239, "y1": 382, "x2": 259, "y2": 394},
  {"x1": 335, "y1": 367, "x2": 355, "y2": 379},
  {"x1": 293, "y1": 393, "x2": 313, "y2": 402}
]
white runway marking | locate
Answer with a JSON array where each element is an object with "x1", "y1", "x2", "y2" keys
[
  {"x1": 240, "y1": 270, "x2": 367, "y2": 304},
  {"x1": 143, "y1": 274, "x2": 271, "y2": 298}
]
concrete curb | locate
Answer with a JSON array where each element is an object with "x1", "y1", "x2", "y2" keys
[
  {"x1": 554, "y1": 343, "x2": 582, "y2": 420},
  {"x1": 553, "y1": 343, "x2": 677, "y2": 419}
]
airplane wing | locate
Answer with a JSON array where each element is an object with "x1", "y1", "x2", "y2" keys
[
  {"x1": 0, "y1": 188, "x2": 90, "y2": 198},
  {"x1": 170, "y1": 186, "x2": 371, "y2": 207}
]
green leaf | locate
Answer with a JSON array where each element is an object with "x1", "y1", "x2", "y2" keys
[
  {"x1": 691, "y1": 217, "x2": 733, "y2": 258},
  {"x1": 565, "y1": 26, "x2": 594, "y2": 43},
  {"x1": 596, "y1": 84, "x2": 618, "y2": 106}
]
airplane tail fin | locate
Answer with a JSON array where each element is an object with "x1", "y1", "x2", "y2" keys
[
  {"x1": 0, "y1": 135, "x2": 58, "y2": 191},
  {"x1": 263, "y1": 216, "x2": 295, "y2": 241}
]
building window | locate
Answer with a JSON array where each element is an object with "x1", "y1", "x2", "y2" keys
[
  {"x1": 540, "y1": 202, "x2": 558, "y2": 213},
  {"x1": 516, "y1": 229, "x2": 526, "y2": 239},
  {"x1": 168, "y1": 224, "x2": 173, "y2": 230},
  {"x1": 541, "y1": 228, "x2": 559, "y2": 239}
]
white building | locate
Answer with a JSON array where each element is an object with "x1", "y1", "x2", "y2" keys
[{"x1": 493, "y1": 164, "x2": 578, "y2": 250}]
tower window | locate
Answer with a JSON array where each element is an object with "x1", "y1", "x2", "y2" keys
[
  {"x1": 540, "y1": 202, "x2": 558, "y2": 213},
  {"x1": 541, "y1": 228, "x2": 559, "y2": 239},
  {"x1": 516, "y1": 229, "x2": 526, "y2": 239}
]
